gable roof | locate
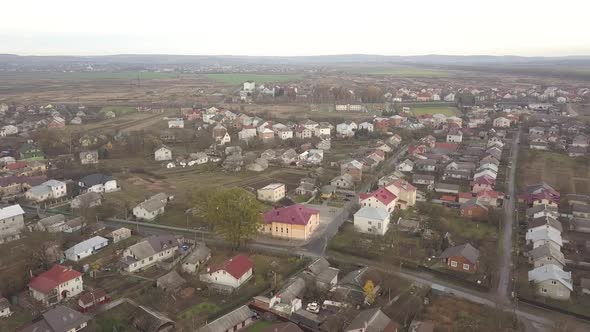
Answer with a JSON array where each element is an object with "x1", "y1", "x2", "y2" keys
[
  {"x1": 197, "y1": 305, "x2": 253, "y2": 332},
  {"x1": 79, "y1": 173, "x2": 114, "y2": 187},
  {"x1": 347, "y1": 308, "x2": 395, "y2": 332},
  {"x1": 0, "y1": 204, "x2": 25, "y2": 220},
  {"x1": 355, "y1": 206, "x2": 390, "y2": 221},
  {"x1": 526, "y1": 227, "x2": 563, "y2": 247},
  {"x1": 64, "y1": 236, "x2": 108, "y2": 256},
  {"x1": 209, "y1": 254, "x2": 253, "y2": 280},
  {"x1": 20, "y1": 305, "x2": 90, "y2": 332},
  {"x1": 528, "y1": 243, "x2": 566, "y2": 266},
  {"x1": 528, "y1": 264, "x2": 573, "y2": 291},
  {"x1": 264, "y1": 204, "x2": 320, "y2": 226},
  {"x1": 440, "y1": 243, "x2": 480, "y2": 264},
  {"x1": 29, "y1": 265, "x2": 82, "y2": 294},
  {"x1": 359, "y1": 187, "x2": 397, "y2": 206},
  {"x1": 528, "y1": 216, "x2": 563, "y2": 232}
]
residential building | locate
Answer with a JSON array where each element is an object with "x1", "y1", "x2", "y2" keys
[
  {"x1": 528, "y1": 265, "x2": 572, "y2": 300},
  {"x1": 346, "y1": 308, "x2": 398, "y2": 332},
  {"x1": 493, "y1": 117, "x2": 511, "y2": 128},
  {"x1": 446, "y1": 130, "x2": 463, "y2": 143},
  {"x1": 133, "y1": 193, "x2": 168, "y2": 221},
  {"x1": 528, "y1": 243, "x2": 566, "y2": 269},
  {"x1": 460, "y1": 198, "x2": 489, "y2": 219},
  {"x1": 385, "y1": 180, "x2": 417, "y2": 209},
  {"x1": 359, "y1": 187, "x2": 398, "y2": 213},
  {"x1": 358, "y1": 122, "x2": 374, "y2": 132},
  {"x1": 526, "y1": 227, "x2": 563, "y2": 250},
  {"x1": 25, "y1": 179, "x2": 67, "y2": 202},
  {"x1": 154, "y1": 145, "x2": 172, "y2": 161},
  {"x1": 182, "y1": 243, "x2": 211, "y2": 274},
  {"x1": 197, "y1": 305, "x2": 254, "y2": 332},
  {"x1": 33, "y1": 214, "x2": 67, "y2": 233},
  {"x1": 109, "y1": 227, "x2": 132, "y2": 243},
  {"x1": 295, "y1": 126, "x2": 313, "y2": 139},
  {"x1": 412, "y1": 174, "x2": 435, "y2": 186},
  {"x1": 330, "y1": 174, "x2": 355, "y2": 189},
  {"x1": 78, "y1": 173, "x2": 118, "y2": 193},
  {"x1": 261, "y1": 204, "x2": 320, "y2": 240},
  {"x1": 79, "y1": 150, "x2": 99, "y2": 165},
  {"x1": 168, "y1": 118, "x2": 184, "y2": 128},
  {"x1": 0, "y1": 204, "x2": 25, "y2": 244},
  {"x1": 397, "y1": 159, "x2": 414, "y2": 172},
  {"x1": 200, "y1": 254, "x2": 254, "y2": 289},
  {"x1": 64, "y1": 236, "x2": 109, "y2": 262},
  {"x1": 440, "y1": 243, "x2": 480, "y2": 273},
  {"x1": 0, "y1": 297, "x2": 11, "y2": 318},
  {"x1": 336, "y1": 121, "x2": 357, "y2": 137},
  {"x1": 78, "y1": 288, "x2": 110, "y2": 312},
  {"x1": 354, "y1": 207, "x2": 390, "y2": 235},
  {"x1": 20, "y1": 305, "x2": 90, "y2": 332},
  {"x1": 121, "y1": 234, "x2": 179, "y2": 272},
  {"x1": 71, "y1": 191, "x2": 102, "y2": 209},
  {"x1": 341, "y1": 160, "x2": 363, "y2": 183},
  {"x1": 29, "y1": 265, "x2": 83, "y2": 306},
  {"x1": 257, "y1": 183, "x2": 286, "y2": 203}
]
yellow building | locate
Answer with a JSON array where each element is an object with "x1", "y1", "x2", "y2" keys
[{"x1": 261, "y1": 204, "x2": 320, "y2": 240}]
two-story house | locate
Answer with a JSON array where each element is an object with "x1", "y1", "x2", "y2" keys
[
  {"x1": 0, "y1": 204, "x2": 25, "y2": 244},
  {"x1": 29, "y1": 265, "x2": 83, "y2": 306}
]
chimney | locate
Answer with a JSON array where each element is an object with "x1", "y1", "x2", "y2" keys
[{"x1": 206, "y1": 267, "x2": 210, "y2": 273}]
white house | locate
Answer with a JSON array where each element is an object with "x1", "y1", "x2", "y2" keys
[
  {"x1": 358, "y1": 187, "x2": 398, "y2": 213},
  {"x1": 336, "y1": 121, "x2": 357, "y2": 137},
  {"x1": 257, "y1": 183, "x2": 286, "y2": 203},
  {"x1": 330, "y1": 174, "x2": 355, "y2": 189},
  {"x1": 278, "y1": 128, "x2": 294, "y2": 140},
  {"x1": 78, "y1": 174, "x2": 119, "y2": 193},
  {"x1": 168, "y1": 118, "x2": 185, "y2": 128},
  {"x1": 64, "y1": 236, "x2": 109, "y2": 262},
  {"x1": 0, "y1": 204, "x2": 25, "y2": 244},
  {"x1": 238, "y1": 128, "x2": 257, "y2": 141},
  {"x1": 397, "y1": 159, "x2": 414, "y2": 172},
  {"x1": 446, "y1": 130, "x2": 463, "y2": 143},
  {"x1": 25, "y1": 179, "x2": 67, "y2": 202},
  {"x1": 526, "y1": 227, "x2": 563, "y2": 251},
  {"x1": 314, "y1": 125, "x2": 331, "y2": 137},
  {"x1": 121, "y1": 234, "x2": 179, "y2": 272},
  {"x1": 243, "y1": 81, "x2": 255, "y2": 92},
  {"x1": 528, "y1": 264, "x2": 572, "y2": 300},
  {"x1": 154, "y1": 145, "x2": 172, "y2": 161},
  {"x1": 353, "y1": 207, "x2": 390, "y2": 235},
  {"x1": 200, "y1": 254, "x2": 254, "y2": 289},
  {"x1": 493, "y1": 117, "x2": 511, "y2": 128},
  {"x1": 133, "y1": 193, "x2": 168, "y2": 221},
  {"x1": 29, "y1": 265, "x2": 83, "y2": 306},
  {"x1": 0, "y1": 125, "x2": 18, "y2": 137},
  {"x1": 358, "y1": 122, "x2": 374, "y2": 133},
  {"x1": 109, "y1": 227, "x2": 132, "y2": 243}
]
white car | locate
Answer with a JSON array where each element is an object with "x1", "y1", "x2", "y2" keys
[{"x1": 306, "y1": 302, "x2": 320, "y2": 314}]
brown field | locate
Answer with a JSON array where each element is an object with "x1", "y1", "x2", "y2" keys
[{"x1": 517, "y1": 148, "x2": 590, "y2": 195}]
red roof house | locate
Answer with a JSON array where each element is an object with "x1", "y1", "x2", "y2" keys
[
  {"x1": 359, "y1": 187, "x2": 398, "y2": 212},
  {"x1": 29, "y1": 265, "x2": 83, "y2": 306},
  {"x1": 201, "y1": 254, "x2": 254, "y2": 289}
]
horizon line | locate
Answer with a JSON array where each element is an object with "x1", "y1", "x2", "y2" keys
[{"x1": 2, "y1": 53, "x2": 590, "y2": 58}]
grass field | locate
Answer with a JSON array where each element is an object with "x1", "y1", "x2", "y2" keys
[
  {"x1": 342, "y1": 66, "x2": 450, "y2": 77},
  {"x1": 99, "y1": 105, "x2": 136, "y2": 115},
  {"x1": 0, "y1": 71, "x2": 181, "y2": 81},
  {"x1": 518, "y1": 148, "x2": 590, "y2": 195},
  {"x1": 204, "y1": 73, "x2": 304, "y2": 84},
  {"x1": 410, "y1": 106, "x2": 459, "y2": 116}
]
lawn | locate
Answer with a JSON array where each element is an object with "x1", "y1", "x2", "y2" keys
[
  {"x1": 342, "y1": 66, "x2": 450, "y2": 77},
  {"x1": 410, "y1": 106, "x2": 460, "y2": 117},
  {"x1": 99, "y1": 106, "x2": 136, "y2": 115},
  {"x1": 204, "y1": 73, "x2": 304, "y2": 84},
  {"x1": 178, "y1": 302, "x2": 220, "y2": 320},
  {"x1": 0, "y1": 71, "x2": 181, "y2": 81},
  {"x1": 245, "y1": 320, "x2": 275, "y2": 332}
]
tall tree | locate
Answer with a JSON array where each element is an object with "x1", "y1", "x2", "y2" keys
[{"x1": 190, "y1": 187, "x2": 263, "y2": 248}]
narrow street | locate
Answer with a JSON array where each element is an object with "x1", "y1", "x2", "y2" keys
[{"x1": 496, "y1": 128, "x2": 521, "y2": 302}]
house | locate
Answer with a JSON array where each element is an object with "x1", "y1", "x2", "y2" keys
[
  {"x1": 79, "y1": 150, "x2": 99, "y2": 165},
  {"x1": 19, "y1": 305, "x2": 90, "y2": 332},
  {"x1": 526, "y1": 227, "x2": 562, "y2": 250},
  {"x1": 78, "y1": 173, "x2": 118, "y2": 193},
  {"x1": 313, "y1": 125, "x2": 331, "y2": 137},
  {"x1": 154, "y1": 145, "x2": 172, "y2": 161},
  {"x1": 521, "y1": 182, "x2": 560, "y2": 206},
  {"x1": 0, "y1": 125, "x2": 18, "y2": 136},
  {"x1": 330, "y1": 174, "x2": 355, "y2": 189},
  {"x1": 572, "y1": 134, "x2": 590, "y2": 148},
  {"x1": 71, "y1": 191, "x2": 102, "y2": 209},
  {"x1": 78, "y1": 288, "x2": 110, "y2": 312},
  {"x1": 296, "y1": 178, "x2": 317, "y2": 196},
  {"x1": 281, "y1": 149, "x2": 298, "y2": 165},
  {"x1": 168, "y1": 118, "x2": 184, "y2": 128},
  {"x1": 25, "y1": 179, "x2": 67, "y2": 202},
  {"x1": 435, "y1": 183, "x2": 460, "y2": 195},
  {"x1": 33, "y1": 214, "x2": 66, "y2": 233},
  {"x1": 446, "y1": 130, "x2": 463, "y2": 143},
  {"x1": 65, "y1": 236, "x2": 109, "y2": 262},
  {"x1": 354, "y1": 207, "x2": 390, "y2": 235},
  {"x1": 157, "y1": 271, "x2": 186, "y2": 293},
  {"x1": 305, "y1": 257, "x2": 339, "y2": 290},
  {"x1": 528, "y1": 216, "x2": 563, "y2": 234},
  {"x1": 415, "y1": 159, "x2": 437, "y2": 172},
  {"x1": 358, "y1": 122, "x2": 374, "y2": 132},
  {"x1": 29, "y1": 265, "x2": 83, "y2": 306},
  {"x1": 460, "y1": 198, "x2": 489, "y2": 219},
  {"x1": 121, "y1": 234, "x2": 179, "y2": 272},
  {"x1": 133, "y1": 193, "x2": 168, "y2": 221},
  {"x1": 0, "y1": 297, "x2": 11, "y2": 318},
  {"x1": 63, "y1": 217, "x2": 86, "y2": 233},
  {"x1": 295, "y1": 126, "x2": 313, "y2": 139},
  {"x1": 440, "y1": 243, "x2": 480, "y2": 273},
  {"x1": 346, "y1": 308, "x2": 398, "y2": 332},
  {"x1": 385, "y1": 180, "x2": 417, "y2": 209},
  {"x1": 528, "y1": 264, "x2": 572, "y2": 300},
  {"x1": 197, "y1": 305, "x2": 254, "y2": 332},
  {"x1": 182, "y1": 242, "x2": 211, "y2": 273},
  {"x1": 259, "y1": 128, "x2": 275, "y2": 141},
  {"x1": 526, "y1": 204, "x2": 559, "y2": 219},
  {"x1": 109, "y1": 227, "x2": 132, "y2": 243},
  {"x1": 529, "y1": 127, "x2": 546, "y2": 136},
  {"x1": 359, "y1": 187, "x2": 398, "y2": 213},
  {"x1": 341, "y1": 160, "x2": 363, "y2": 183},
  {"x1": 336, "y1": 121, "x2": 357, "y2": 137},
  {"x1": 261, "y1": 204, "x2": 320, "y2": 240},
  {"x1": 493, "y1": 117, "x2": 511, "y2": 128},
  {"x1": 238, "y1": 127, "x2": 257, "y2": 141},
  {"x1": 412, "y1": 174, "x2": 435, "y2": 186},
  {"x1": 200, "y1": 254, "x2": 254, "y2": 289},
  {"x1": 257, "y1": 183, "x2": 286, "y2": 203},
  {"x1": 397, "y1": 159, "x2": 414, "y2": 172},
  {"x1": 528, "y1": 243, "x2": 566, "y2": 269},
  {"x1": 278, "y1": 128, "x2": 294, "y2": 140},
  {"x1": 0, "y1": 204, "x2": 25, "y2": 244}
]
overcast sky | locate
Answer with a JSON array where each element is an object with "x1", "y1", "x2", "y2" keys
[{"x1": 1, "y1": 0, "x2": 589, "y2": 56}]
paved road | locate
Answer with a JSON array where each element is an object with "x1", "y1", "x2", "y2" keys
[{"x1": 496, "y1": 128, "x2": 521, "y2": 303}]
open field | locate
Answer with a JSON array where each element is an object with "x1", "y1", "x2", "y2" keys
[
  {"x1": 204, "y1": 73, "x2": 304, "y2": 84},
  {"x1": 342, "y1": 66, "x2": 451, "y2": 77},
  {"x1": 517, "y1": 148, "x2": 590, "y2": 195},
  {"x1": 0, "y1": 71, "x2": 183, "y2": 81},
  {"x1": 410, "y1": 106, "x2": 460, "y2": 116},
  {"x1": 99, "y1": 105, "x2": 136, "y2": 115}
]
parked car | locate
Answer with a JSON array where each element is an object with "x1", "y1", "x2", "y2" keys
[{"x1": 306, "y1": 302, "x2": 320, "y2": 314}]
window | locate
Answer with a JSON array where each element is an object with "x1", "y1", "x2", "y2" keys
[
  {"x1": 450, "y1": 261, "x2": 458, "y2": 267},
  {"x1": 551, "y1": 281, "x2": 557, "y2": 285},
  {"x1": 542, "y1": 288, "x2": 547, "y2": 293},
  {"x1": 463, "y1": 264, "x2": 470, "y2": 271}
]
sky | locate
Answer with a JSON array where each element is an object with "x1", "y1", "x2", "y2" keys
[{"x1": 1, "y1": 0, "x2": 589, "y2": 57}]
